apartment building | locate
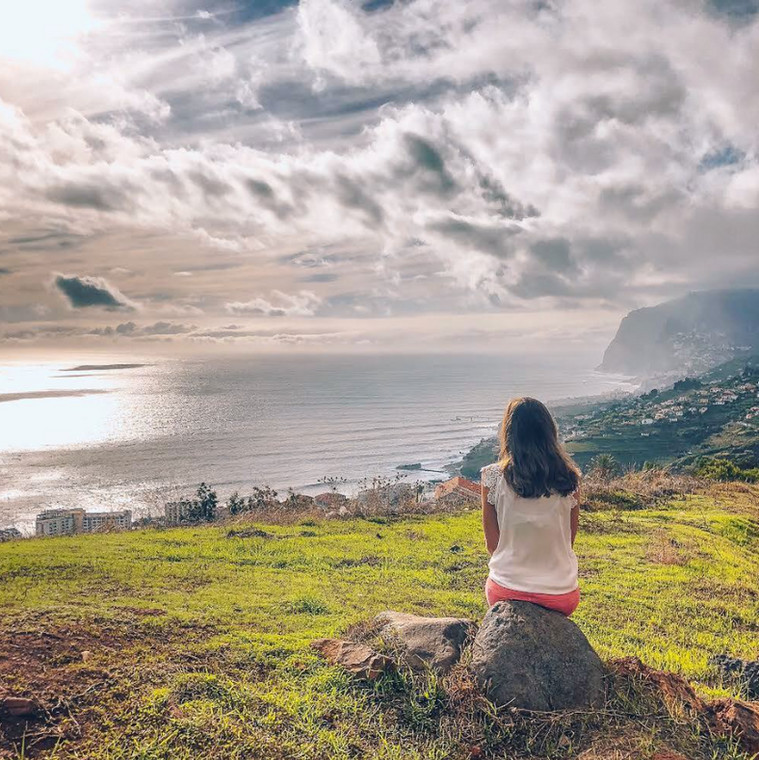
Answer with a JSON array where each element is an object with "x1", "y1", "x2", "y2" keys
[{"x1": 35, "y1": 508, "x2": 132, "y2": 536}]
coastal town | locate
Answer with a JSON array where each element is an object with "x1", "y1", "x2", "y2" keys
[
  {"x1": 560, "y1": 363, "x2": 759, "y2": 469},
  {"x1": 565, "y1": 376, "x2": 759, "y2": 441}
]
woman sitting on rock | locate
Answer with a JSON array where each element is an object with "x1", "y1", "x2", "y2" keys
[{"x1": 481, "y1": 397, "x2": 581, "y2": 616}]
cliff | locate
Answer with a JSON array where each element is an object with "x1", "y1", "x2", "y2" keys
[{"x1": 600, "y1": 289, "x2": 759, "y2": 377}]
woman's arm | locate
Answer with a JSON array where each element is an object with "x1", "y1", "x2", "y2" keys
[
  {"x1": 570, "y1": 487, "x2": 581, "y2": 545},
  {"x1": 482, "y1": 485, "x2": 500, "y2": 555}
]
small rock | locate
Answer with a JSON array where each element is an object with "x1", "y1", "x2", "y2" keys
[
  {"x1": 311, "y1": 638, "x2": 394, "y2": 680},
  {"x1": 81, "y1": 650, "x2": 92, "y2": 663},
  {"x1": 706, "y1": 698, "x2": 759, "y2": 756},
  {"x1": 470, "y1": 601, "x2": 605, "y2": 711},
  {"x1": 338, "y1": 506, "x2": 350, "y2": 517},
  {"x1": 374, "y1": 610, "x2": 475, "y2": 675},
  {"x1": 1, "y1": 697, "x2": 39, "y2": 718}
]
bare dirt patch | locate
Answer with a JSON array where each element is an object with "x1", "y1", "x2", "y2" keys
[{"x1": 0, "y1": 612, "x2": 210, "y2": 758}]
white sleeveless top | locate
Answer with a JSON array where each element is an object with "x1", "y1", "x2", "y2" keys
[{"x1": 481, "y1": 463, "x2": 578, "y2": 594}]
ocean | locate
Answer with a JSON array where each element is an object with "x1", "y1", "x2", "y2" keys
[{"x1": 0, "y1": 353, "x2": 634, "y2": 532}]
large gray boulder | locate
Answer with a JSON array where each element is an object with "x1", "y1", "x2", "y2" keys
[
  {"x1": 375, "y1": 610, "x2": 475, "y2": 675},
  {"x1": 470, "y1": 601, "x2": 605, "y2": 711}
]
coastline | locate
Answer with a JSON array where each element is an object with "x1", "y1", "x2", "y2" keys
[
  {"x1": 0, "y1": 357, "x2": 638, "y2": 535},
  {"x1": 447, "y1": 382, "x2": 639, "y2": 480}
]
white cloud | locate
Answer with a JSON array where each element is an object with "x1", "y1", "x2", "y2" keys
[
  {"x1": 226, "y1": 290, "x2": 323, "y2": 317},
  {"x1": 296, "y1": 0, "x2": 382, "y2": 85}
]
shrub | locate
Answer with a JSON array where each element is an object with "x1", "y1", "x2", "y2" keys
[
  {"x1": 172, "y1": 482, "x2": 219, "y2": 524},
  {"x1": 693, "y1": 457, "x2": 759, "y2": 483},
  {"x1": 227, "y1": 486, "x2": 279, "y2": 514}
]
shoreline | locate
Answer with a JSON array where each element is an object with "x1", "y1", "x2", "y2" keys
[
  {"x1": 0, "y1": 362, "x2": 638, "y2": 536},
  {"x1": 447, "y1": 383, "x2": 639, "y2": 479}
]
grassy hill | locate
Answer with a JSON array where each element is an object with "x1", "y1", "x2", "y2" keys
[{"x1": 1, "y1": 479, "x2": 759, "y2": 759}]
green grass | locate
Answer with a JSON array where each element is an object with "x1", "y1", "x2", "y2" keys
[{"x1": 1, "y1": 487, "x2": 758, "y2": 759}]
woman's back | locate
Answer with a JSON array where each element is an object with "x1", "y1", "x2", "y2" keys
[{"x1": 482, "y1": 463, "x2": 578, "y2": 595}]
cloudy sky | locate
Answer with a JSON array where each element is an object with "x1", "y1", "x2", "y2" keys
[{"x1": 1, "y1": 0, "x2": 758, "y2": 357}]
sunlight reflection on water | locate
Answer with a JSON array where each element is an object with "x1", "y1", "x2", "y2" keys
[{"x1": 0, "y1": 362, "x2": 146, "y2": 452}]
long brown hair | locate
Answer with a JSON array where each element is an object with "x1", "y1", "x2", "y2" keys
[{"x1": 498, "y1": 397, "x2": 580, "y2": 498}]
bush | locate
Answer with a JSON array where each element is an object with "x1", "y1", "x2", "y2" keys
[
  {"x1": 583, "y1": 466, "x2": 701, "y2": 511},
  {"x1": 693, "y1": 457, "x2": 759, "y2": 483},
  {"x1": 227, "y1": 486, "x2": 279, "y2": 515},
  {"x1": 173, "y1": 482, "x2": 218, "y2": 524}
]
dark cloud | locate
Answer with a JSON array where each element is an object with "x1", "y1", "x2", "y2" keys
[
  {"x1": 302, "y1": 272, "x2": 339, "y2": 283},
  {"x1": 45, "y1": 183, "x2": 133, "y2": 212},
  {"x1": 530, "y1": 239, "x2": 577, "y2": 274},
  {"x1": 597, "y1": 184, "x2": 683, "y2": 223},
  {"x1": 0, "y1": 268, "x2": 10, "y2": 275},
  {"x1": 2, "y1": 325, "x2": 82, "y2": 341},
  {"x1": 478, "y1": 175, "x2": 540, "y2": 220},
  {"x1": 87, "y1": 321, "x2": 195, "y2": 337},
  {"x1": 7, "y1": 230, "x2": 84, "y2": 250},
  {"x1": 429, "y1": 217, "x2": 521, "y2": 258},
  {"x1": 54, "y1": 274, "x2": 136, "y2": 311},
  {"x1": 403, "y1": 134, "x2": 457, "y2": 196},
  {"x1": 181, "y1": 261, "x2": 243, "y2": 273},
  {"x1": 2, "y1": 329, "x2": 36, "y2": 341},
  {"x1": 189, "y1": 171, "x2": 232, "y2": 198},
  {"x1": 334, "y1": 175, "x2": 385, "y2": 225},
  {"x1": 245, "y1": 178, "x2": 294, "y2": 219},
  {"x1": 143, "y1": 321, "x2": 197, "y2": 335},
  {"x1": 510, "y1": 271, "x2": 574, "y2": 299}
]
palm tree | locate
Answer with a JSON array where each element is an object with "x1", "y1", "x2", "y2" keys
[{"x1": 589, "y1": 454, "x2": 619, "y2": 481}]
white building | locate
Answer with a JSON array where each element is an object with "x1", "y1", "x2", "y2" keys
[
  {"x1": 36, "y1": 509, "x2": 84, "y2": 536},
  {"x1": 81, "y1": 510, "x2": 132, "y2": 533},
  {"x1": 165, "y1": 501, "x2": 194, "y2": 525},
  {"x1": 35, "y1": 508, "x2": 132, "y2": 536}
]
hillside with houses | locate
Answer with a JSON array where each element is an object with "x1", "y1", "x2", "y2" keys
[
  {"x1": 561, "y1": 360, "x2": 759, "y2": 470},
  {"x1": 459, "y1": 357, "x2": 759, "y2": 479}
]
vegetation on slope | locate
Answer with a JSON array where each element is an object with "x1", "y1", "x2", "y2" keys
[{"x1": 1, "y1": 478, "x2": 758, "y2": 759}]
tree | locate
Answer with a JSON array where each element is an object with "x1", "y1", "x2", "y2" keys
[
  {"x1": 195, "y1": 483, "x2": 218, "y2": 522},
  {"x1": 227, "y1": 491, "x2": 246, "y2": 515},
  {"x1": 588, "y1": 454, "x2": 620, "y2": 481}
]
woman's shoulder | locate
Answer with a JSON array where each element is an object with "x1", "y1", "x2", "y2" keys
[{"x1": 479, "y1": 463, "x2": 501, "y2": 490}]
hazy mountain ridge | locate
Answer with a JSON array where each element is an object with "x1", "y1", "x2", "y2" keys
[{"x1": 599, "y1": 289, "x2": 759, "y2": 378}]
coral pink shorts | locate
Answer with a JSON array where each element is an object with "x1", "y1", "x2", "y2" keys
[{"x1": 485, "y1": 577, "x2": 580, "y2": 617}]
